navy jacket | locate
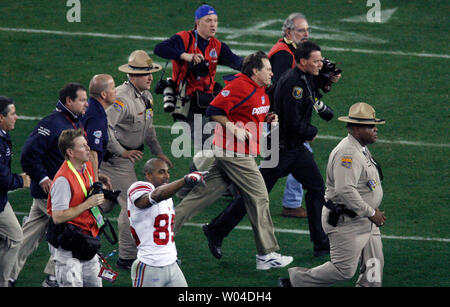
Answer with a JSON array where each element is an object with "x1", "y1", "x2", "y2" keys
[
  {"x1": 81, "y1": 97, "x2": 108, "y2": 167},
  {"x1": 0, "y1": 130, "x2": 23, "y2": 212},
  {"x1": 21, "y1": 101, "x2": 84, "y2": 199}
]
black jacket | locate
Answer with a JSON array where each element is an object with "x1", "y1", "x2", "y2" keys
[{"x1": 273, "y1": 66, "x2": 321, "y2": 149}]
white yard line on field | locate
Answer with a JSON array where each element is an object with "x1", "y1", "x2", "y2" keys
[
  {"x1": 183, "y1": 223, "x2": 450, "y2": 243},
  {"x1": 1, "y1": 27, "x2": 449, "y2": 59},
  {"x1": 15, "y1": 117, "x2": 450, "y2": 148},
  {"x1": 11, "y1": 210, "x2": 449, "y2": 243}
]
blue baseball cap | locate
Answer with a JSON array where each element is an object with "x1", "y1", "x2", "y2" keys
[{"x1": 195, "y1": 4, "x2": 217, "y2": 20}]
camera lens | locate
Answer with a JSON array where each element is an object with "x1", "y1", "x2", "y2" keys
[
  {"x1": 163, "y1": 87, "x2": 175, "y2": 112},
  {"x1": 164, "y1": 102, "x2": 175, "y2": 113},
  {"x1": 192, "y1": 61, "x2": 209, "y2": 78}
]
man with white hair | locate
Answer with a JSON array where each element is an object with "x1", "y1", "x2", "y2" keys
[{"x1": 268, "y1": 12, "x2": 341, "y2": 219}]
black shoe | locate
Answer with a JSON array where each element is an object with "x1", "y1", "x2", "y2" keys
[
  {"x1": 278, "y1": 277, "x2": 292, "y2": 287},
  {"x1": 116, "y1": 257, "x2": 135, "y2": 270},
  {"x1": 202, "y1": 224, "x2": 223, "y2": 259}
]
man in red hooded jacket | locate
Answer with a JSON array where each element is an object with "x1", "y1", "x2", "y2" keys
[{"x1": 173, "y1": 51, "x2": 293, "y2": 271}]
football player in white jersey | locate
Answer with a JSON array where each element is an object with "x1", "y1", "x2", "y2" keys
[{"x1": 127, "y1": 158, "x2": 207, "y2": 287}]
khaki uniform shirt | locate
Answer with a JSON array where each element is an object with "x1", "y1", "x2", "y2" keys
[
  {"x1": 325, "y1": 134, "x2": 383, "y2": 217},
  {"x1": 106, "y1": 81, "x2": 163, "y2": 157}
]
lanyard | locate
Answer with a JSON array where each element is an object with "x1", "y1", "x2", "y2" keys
[
  {"x1": 66, "y1": 161, "x2": 104, "y2": 228},
  {"x1": 66, "y1": 160, "x2": 92, "y2": 197}
]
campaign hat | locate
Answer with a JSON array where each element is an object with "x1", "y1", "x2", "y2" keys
[
  {"x1": 338, "y1": 102, "x2": 385, "y2": 125},
  {"x1": 118, "y1": 50, "x2": 162, "y2": 74}
]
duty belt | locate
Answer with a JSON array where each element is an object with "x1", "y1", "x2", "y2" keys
[
  {"x1": 121, "y1": 144, "x2": 144, "y2": 152},
  {"x1": 325, "y1": 199, "x2": 357, "y2": 227}
]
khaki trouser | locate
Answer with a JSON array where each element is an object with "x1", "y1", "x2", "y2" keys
[
  {"x1": 0, "y1": 202, "x2": 22, "y2": 287},
  {"x1": 174, "y1": 151, "x2": 280, "y2": 255},
  {"x1": 288, "y1": 207, "x2": 384, "y2": 287},
  {"x1": 10, "y1": 198, "x2": 54, "y2": 280},
  {"x1": 100, "y1": 156, "x2": 138, "y2": 260}
]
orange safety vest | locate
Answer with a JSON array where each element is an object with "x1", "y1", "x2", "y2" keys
[
  {"x1": 47, "y1": 160, "x2": 99, "y2": 237},
  {"x1": 267, "y1": 38, "x2": 296, "y2": 68},
  {"x1": 172, "y1": 30, "x2": 222, "y2": 96}
]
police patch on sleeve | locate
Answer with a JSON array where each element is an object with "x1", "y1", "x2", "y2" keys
[
  {"x1": 113, "y1": 100, "x2": 124, "y2": 111},
  {"x1": 341, "y1": 156, "x2": 352, "y2": 168},
  {"x1": 292, "y1": 86, "x2": 303, "y2": 100}
]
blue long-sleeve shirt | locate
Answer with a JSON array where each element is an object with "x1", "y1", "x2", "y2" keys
[
  {"x1": 0, "y1": 130, "x2": 23, "y2": 212},
  {"x1": 21, "y1": 101, "x2": 84, "y2": 199},
  {"x1": 81, "y1": 97, "x2": 108, "y2": 167}
]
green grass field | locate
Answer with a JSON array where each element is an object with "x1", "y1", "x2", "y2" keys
[{"x1": 1, "y1": 0, "x2": 449, "y2": 288}]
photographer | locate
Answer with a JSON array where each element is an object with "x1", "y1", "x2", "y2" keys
[
  {"x1": 263, "y1": 41, "x2": 332, "y2": 257},
  {"x1": 268, "y1": 12, "x2": 341, "y2": 219},
  {"x1": 47, "y1": 129, "x2": 106, "y2": 287},
  {"x1": 153, "y1": 4, "x2": 242, "y2": 144}
]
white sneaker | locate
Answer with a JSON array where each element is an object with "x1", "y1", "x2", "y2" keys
[{"x1": 256, "y1": 252, "x2": 293, "y2": 270}]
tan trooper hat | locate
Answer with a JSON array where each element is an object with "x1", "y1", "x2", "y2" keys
[
  {"x1": 118, "y1": 50, "x2": 162, "y2": 74},
  {"x1": 338, "y1": 102, "x2": 385, "y2": 125}
]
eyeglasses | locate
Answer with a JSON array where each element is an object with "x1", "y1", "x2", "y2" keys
[{"x1": 293, "y1": 27, "x2": 311, "y2": 34}]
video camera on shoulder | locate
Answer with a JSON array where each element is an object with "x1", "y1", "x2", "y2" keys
[
  {"x1": 319, "y1": 58, "x2": 342, "y2": 93},
  {"x1": 155, "y1": 77, "x2": 177, "y2": 113}
]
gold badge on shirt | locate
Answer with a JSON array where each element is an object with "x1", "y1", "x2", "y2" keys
[
  {"x1": 367, "y1": 179, "x2": 378, "y2": 191},
  {"x1": 146, "y1": 108, "x2": 153, "y2": 120}
]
